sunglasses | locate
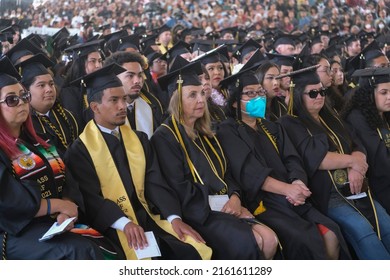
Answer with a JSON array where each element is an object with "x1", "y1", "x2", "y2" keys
[
  {"x1": 0, "y1": 91, "x2": 31, "y2": 107},
  {"x1": 304, "y1": 88, "x2": 327, "y2": 99}
]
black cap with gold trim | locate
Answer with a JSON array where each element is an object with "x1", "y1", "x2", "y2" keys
[{"x1": 0, "y1": 56, "x2": 21, "y2": 88}]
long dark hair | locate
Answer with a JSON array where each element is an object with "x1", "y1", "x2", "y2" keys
[
  {"x1": 62, "y1": 55, "x2": 89, "y2": 87},
  {"x1": 342, "y1": 84, "x2": 390, "y2": 130}
]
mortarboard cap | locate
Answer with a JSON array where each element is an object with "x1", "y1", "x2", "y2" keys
[
  {"x1": 158, "y1": 56, "x2": 202, "y2": 96},
  {"x1": 273, "y1": 33, "x2": 296, "y2": 49},
  {"x1": 71, "y1": 63, "x2": 126, "y2": 102},
  {"x1": 352, "y1": 67, "x2": 390, "y2": 88},
  {"x1": 191, "y1": 39, "x2": 215, "y2": 55},
  {"x1": 133, "y1": 25, "x2": 147, "y2": 36},
  {"x1": 160, "y1": 41, "x2": 191, "y2": 65},
  {"x1": 266, "y1": 52, "x2": 295, "y2": 67},
  {"x1": 219, "y1": 27, "x2": 236, "y2": 38},
  {"x1": 290, "y1": 65, "x2": 321, "y2": 86},
  {"x1": 0, "y1": 26, "x2": 15, "y2": 35},
  {"x1": 232, "y1": 38, "x2": 261, "y2": 63},
  {"x1": 82, "y1": 21, "x2": 94, "y2": 29},
  {"x1": 107, "y1": 34, "x2": 140, "y2": 53},
  {"x1": 0, "y1": 56, "x2": 21, "y2": 88},
  {"x1": 0, "y1": 32, "x2": 13, "y2": 43},
  {"x1": 193, "y1": 45, "x2": 229, "y2": 65},
  {"x1": 102, "y1": 30, "x2": 127, "y2": 44},
  {"x1": 146, "y1": 51, "x2": 163, "y2": 65},
  {"x1": 15, "y1": 53, "x2": 54, "y2": 84},
  {"x1": 343, "y1": 34, "x2": 359, "y2": 46},
  {"x1": 98, "y1": 24, "x2": 111, "y2": 32},
  {"x1": 64, "y1": 39, "x2": 105, "y2": 60},
  {"x1": 155, "y1": 24, "x2": 171, "y2": 36},
  {"x1": 5, "y1": 38, "x2": 43, "y2": 65},
  {"x1": 26, "y1": 33, "x2": 46, "y2": 49},
  {"x1": 140, "y1": 34, "x2": 158, "y2": 52}
]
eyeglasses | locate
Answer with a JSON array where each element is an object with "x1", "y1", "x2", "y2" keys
[
  {"x1": 317, "y1": 67, "x2": 332, "y2": 75},
  {"x1": 304, "y1": 88, "x2": 327, "y2": 99},
  {"x1": 242, "y1": 89, "x2": 267, "y2": 98},
  {"x1": 0, "y1": 91, "x2": 31, "y2": 107},
  {"x1": 154, "y1": 59, "x2": 167, "y2": 64}
]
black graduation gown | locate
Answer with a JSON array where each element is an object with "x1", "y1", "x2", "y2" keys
[
  {"x1": 31, "y1": 106, "x2": 79, "y2": 157},
  {"x1": 267, "y1": 96, "x2": 287, "y2": 122},
  {"x1": 59, "y1": 85, "x2": 93, "y2": 132},
  {"x1": 151, "y1": 118, "x2": 263, "y2": 260},
  {"x1": 216, "y1": 117, "x2": 350, "y2": 260},
  {"x1": 0, "y1": 138, "x2": 103, "y2": 260},
  {"x1": 64, "y1": 129, "x2": 201, "y2": 260},
  {"x1": 144, "y1": 72, "x2": 170, "y2": 113},
  {"x1": 345, "y1": 109, "x2": 390, "y2": 214}
]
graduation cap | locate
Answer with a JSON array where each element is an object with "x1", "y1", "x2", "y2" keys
[
  {"x1": 322, "y1": 43, "x2": 343, "y2": 60},
  {"x1": 273, "y1": 33, "x2": 296, "y2": 49},
  {"x1": 26, "y1": 33, "x2": 46, "y2": 49},
  {"x1": 191, "y1": 39, "x2": 215, "y2": 55},
  {"x1": 266, "y1": 53, "x2": 295, "y2": 67},
  {"x1": 98, "y1": 23, "x2": 111, "y2": 32},
  {"x1": 0, "y1": 56, "x2": 21, "y2": 88},
  {"x1": 0, "y1": 25, "x2": 15, "y2": 36},
  {"x1": 15, "y1": 53, "x2": 54, "y2": 84},
  {"x1": 232, "y1": 38, "x2": 261, "y2": 63},
  {"x1": 155, "y1": 24, "x2": 171, "y2": 36},
  {"x1": 158, "y1": 56, "x2": 203, "y2": 97},
  {"x1": 133, "y1": 25, "x2": 147, "y2": 36},
  {"x1": 0, "y1": 31, "x2": 13, "y2": 44},
  {"x1": 215, "y1": 39, "x2": 238, "y2": 53},
  {"x1": 140, "y1": 34, "x2": 158, "y2": 52},
  {"x1": 52, "y1": 27, "x2": 70, "y2": 43},
  {"x1": 219, "y1": 63, "x2": 259, "y2": 92},
  {"x1": 192, "y1": 45, "x2": 229, "y2": 65},
  {"x1": 81, "y1": 21, "x2": 94, "y2": 29},
  {"x1": 71, "y1": 63, "x2": 126, "y2": 102},
  {"x1": 121, "y1": 22, "x2": 133, "y2": 31},
  {"x1": 352, "y1": 67, "x2": 390, "y2": 88},
  {"x1": 376, "y1": 33, "x2": 390, "y2": 48},
  {"x1": 241, "y1": 49, "x2": 268, "y2": 71},
  {"x1": 146, "y1": 51, "x2": 163, "y2": 65},
  {"x1": 160, "y1": 41, "x2": 191, "y2": 65},
  {"x1": 102, "y1": 29, "x2": 127, "y2": 44},
  {"x1": 64, "y1": 39, "x2": 105, "y2": 60},
  {"x1": 107, "y1": 34, "x2": 140, "y2": 53},
  {"x1": 5, "y1": 38, "x2": 43, "y2": 65},
  {"x1": 347, "y1": 40, "x2": 384, "y2": 71},
  {"x1": 219, "y1": 27, "x2": 236, "y2": 39},
  {"x1": 343, "y1": 34, "x2": 359, "y2": 46}
]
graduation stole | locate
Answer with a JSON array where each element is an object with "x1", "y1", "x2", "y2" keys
[
  {"x1": 134, "y1": 97, "x2": 153, "y2": 139},
  {"x1": 80, "y1": 121, "x2": 212, "y2": 260},
  {"x1": 376, "y1": 126, "x2": 390, "y2": 150}
]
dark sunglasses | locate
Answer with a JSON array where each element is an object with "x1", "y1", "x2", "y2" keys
[
  {"x1": 0, "y1": 91, "x2": 31, "y2": 107},
  {"x1": 304, "y1": 88, "x2": 327, "y2": 99}
]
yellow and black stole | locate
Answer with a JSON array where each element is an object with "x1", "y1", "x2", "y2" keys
[{"x1": 80, "y1": 121, "x2": 212, "y2": 260}]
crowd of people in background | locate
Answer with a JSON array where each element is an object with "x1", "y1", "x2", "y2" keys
[{"x1": 2, "y1": 0, "x2": 390, "y2": 261}]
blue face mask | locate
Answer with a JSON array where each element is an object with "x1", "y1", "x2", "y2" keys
[{"x1": 242, "y1": 96, "x2": 267, "y2": 118}]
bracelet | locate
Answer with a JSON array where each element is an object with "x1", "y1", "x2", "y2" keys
[{"x1": 46, "y1": 198, "x2": 51, "y2": 216}]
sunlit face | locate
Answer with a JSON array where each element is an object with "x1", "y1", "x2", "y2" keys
[
  {"x1": 279, "y1": 65, "x2": 293, "y2": 90},
  {"x1": 302, "y1": 83, "x2": 325, "y2": 116},
  {"x1": 205, "y1": 62, "x2": 225, "y2": 89},
  {"x1": 150, "y1": 58, "x2": 167, "y2": 77},
  {"x1": 158, "y1": 31, "x2": 172, "y2": 46},
  {"x1": 29, "y1": 74, "x2": 56, "y2": 114},
  {"x1": 0, "y1": 83, "x2": 30, "y2": 130},
  {"x1": 181, "y1": 85, "x2": 206, "y2": 126},
  {"x1": 261, "y1": 66, "x2": 280, "y2": 99},
  {"x1": 117, "y1": 62, "x2": 145, "y2": 101},
  {"x1": 91, "y1": 87, "x2": 127, "y2": 130},
  {"x1": 199, "y1": 73, "x2": 212, "y2": 99},
  {"x1": 374, "y1": 82, "x2": 390, "y2": 116},
  {"x1": 330, "y1": 63, "x2": 344, "y2": 86},
  {"x1": 316, "y1": 58, "x2": 332, "y2": 88},
  {"x1": 85, "y1": 51, "x2": 103, "y2": 74}
]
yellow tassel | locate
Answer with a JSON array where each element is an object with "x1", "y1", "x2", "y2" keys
[
  {"x1": 253, "y1": 201, "x2": 266, "y2": 216},
  {"x1": 177, "y1": 74, "x2": 184, "y2": 123},
  {"x1": 287, "y1": 80, "x2": 295, "y2": 116}
]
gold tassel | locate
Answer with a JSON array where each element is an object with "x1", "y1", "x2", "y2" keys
[
  {"x1": 287, "y1": 79, "x2": 295, "y2": 116},
  {"x1": 254, "y1": 201, "x2": 266, "y2": 216},
  {"x1": 177, "y1": 74, "x2": 184, "y2": 123}
]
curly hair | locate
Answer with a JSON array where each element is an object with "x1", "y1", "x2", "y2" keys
[{"x1": 342, "y1": 84, "x2": 390, "y2": 130}]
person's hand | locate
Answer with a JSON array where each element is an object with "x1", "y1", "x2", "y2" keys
[
  {"x1": 57, "y1": 199, "x2": 78, "y2": 219},
  {"x1": 350, "y1": 152, "x2": 368, "y2": 176},
  {"x1": 171, "y1": 218, "x2": 205, "y2": 243},
  {"x1": 348, "y1": 168, "x2": 364, "y2": 195},
  {"x1": 123, "y1": 222, "x2": 148, "y2": 250},
  {"x1": 221, "y1": 194, "x2": 241, "y2": 217},
  {"x1": 56, "y1": 213, "x2": 75, "y2": 231},
  {"x1": 286, "y1": 181, "x2": 311, "y2": 206},
  {"x1": 238, "y1": 207, "x2": 255, "y2": 219}
]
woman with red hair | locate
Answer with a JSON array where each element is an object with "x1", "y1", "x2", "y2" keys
[{"x1": 0, "y1": 57, "x2": 104, "y2": 260}]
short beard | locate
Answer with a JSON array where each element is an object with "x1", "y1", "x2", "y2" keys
[{"x1": 127, "y1": 93, "x2": 140, "y2": 102}]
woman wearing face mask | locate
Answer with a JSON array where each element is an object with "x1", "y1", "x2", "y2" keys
[
  {"x1": 279, "y1": 68, "x2": 390, "y2": 259},
  {"x1": 216, "y1": 66, "x2": 350, "y2": 260}
]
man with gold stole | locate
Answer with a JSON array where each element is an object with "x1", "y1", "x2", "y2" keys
[{"x1": 64, "y1": 63, "x2": 211, "y2": 260}]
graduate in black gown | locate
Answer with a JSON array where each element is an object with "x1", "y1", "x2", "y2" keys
[
  {"x1": 216, "y1": 65, "x2": 350, "y2": 260},
  {"x1": 104, "y1": 51, "x2": 164, "y2": 139},
  {"x1": 16, "y1": 53, "x2": 78, "y2": 157},
  {"x1": 64, "y1": 63, "x2": 212, "y2": 260},
  {"x1": 343, "y1": 67, "x2": 390, "y2": 215},
  {"x1": 279, "y1": 68, "x2": 390, "y2": 259},
  {"x1": 0, "y1": 57, "x2": 103, "y2": 260},
  {"x1": 152, "y1": 56, "x2": 279, "y2": 260},
  {"x1": 60, "y1": 40, "x2": 104, "y2": 131}
]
